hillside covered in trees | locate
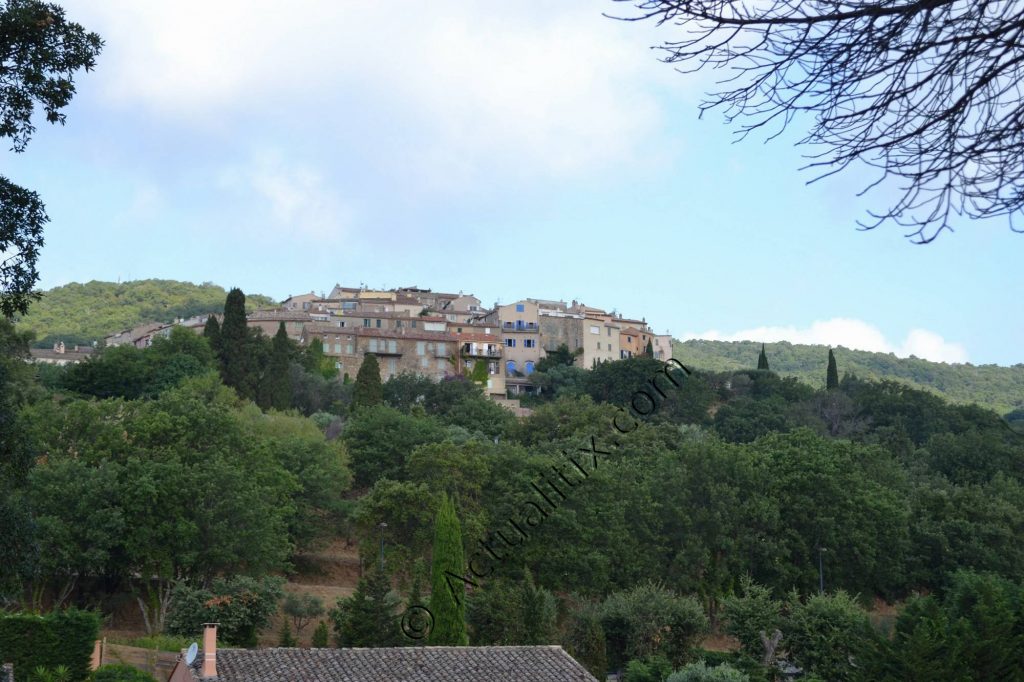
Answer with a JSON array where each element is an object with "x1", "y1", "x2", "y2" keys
[
  {"x1": 674, "y1": 339, "x2": 1024, "y2": 417},
  {"x1": 14, "y1": 280, "x2": 276, "y2": 349},
  {"x1": 4, "y1": 288, "x2": 1024, "y2": 680}
]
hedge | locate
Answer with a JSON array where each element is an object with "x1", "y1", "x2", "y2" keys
[
  {"x1": 0, "y1": 609, "x2": 100, "y2": 682},
  {"x1": 92, "y1": 664, "x2": 158, "y2": 682}
]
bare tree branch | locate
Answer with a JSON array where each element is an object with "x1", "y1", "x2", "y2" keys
[{"x1": 612, "y1": 0, "x2": 1024, "y2": 242}]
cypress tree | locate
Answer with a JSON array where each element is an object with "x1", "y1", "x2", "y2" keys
[
  {"x1": 352, "y1": 353, "x2": 383, "y2": 410},
  {"x1": 202, "y1": 314, "x2": 221, "y2": 357},
  {"x1": 758, "y1": 343, "x2": 770, "y2": 371},
  {"x1": 826, "y1": 348, "x2": 840, "y2": 390},
  {"x1": 645, "y1": 339, "x2": 654, "y2": 357},
  {"x1": 219, "y1": 288, "x2": 254, "y2": 398},
  {"x1": 263, "y1": 322, "x2": 292, "y2": 410},
  {"x1": 428, "y1": 493, "x2": 469, "y2": 645}
]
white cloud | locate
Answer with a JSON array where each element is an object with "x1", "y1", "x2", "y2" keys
[
  {"x1": 217, "y1": 154, "x2": 352, "y2": 242},
  {"x1": 62, "y1": 0, "x2": 677, "y2": 183},
  {"x1": 682, "y1": 317, "x2": 969, "y2": 364}
]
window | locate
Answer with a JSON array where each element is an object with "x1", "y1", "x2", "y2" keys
[
  {"x1": 388, "y1": 340, "x2": 397, "y2": 353},
  {"x1": 368, "y1": 339, "x2": 378, "y2": 352},
  {"x1": 411, "y1": 320, "x2": 418, "y2": 328},
  {"x1": 523, "y1": 339, "x2": 536, "y2": 348},
  {"x1": 437, "y1": 342, "x2": 447, "y2": 355},
  {"x1": 607, "y1": 327, "x2": 611, "y2": 336},
  {"x1": 396, "y1": 320, "x2": 402, "y2": 328},
  {"x1": 456, "y1": 327, "x2": 463, "y2": 333},
  {"x1": 597, "y1": 342, "x2": 601, "y2": 350},
  {"x1": 363, "y1": 319, "x2": 370, "y2": 327},
  {"x1": 506, "y1": 360, "x2": 517, "y2": 374},
  {"x1": 376, "y1": 319, "x2": 382, "y2": 328},
  {"x1": 333, "y1": 343, "x2": 341, "y2": 354},
  {"x1": 515, "y1": 304, "x2": 525, "y2": 312},
  {"x1": 590, "y1": 325, "x2": 600, "y2": 334},
  {"x1": 417, "y1": 341, "x2": 426, "y2": 355},
  {"x1": 421, "y1": 357, "x2": 429, "y2": 368},
  {"x1": 505, "y1": 338, "x2": 516, "y2": 347},
  {"x1": 346, "y1": 343, "x2": 353, "y2": 354},
  {"x1": 339, "y1": 320, "x2": 346, "y2": 327},
  {"x1": 387, "y1": 358, "x2": 397, "y2": 375},
  {"x1": 437, "y1": 358, "x2": 446, "y2": 370},
  {"x1": 524, "y1": 360, "x2": 535, "y2": 375}
]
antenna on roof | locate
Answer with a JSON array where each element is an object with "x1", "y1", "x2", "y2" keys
[{"x1": 185, "y1": 642, "x2": 198, "y2": 665}]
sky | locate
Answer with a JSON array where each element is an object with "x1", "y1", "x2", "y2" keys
[{"x1": 7, "y1": 1, "x2": 1022, "y2": 366}]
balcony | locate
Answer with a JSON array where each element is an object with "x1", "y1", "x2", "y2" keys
[
  {"x1": 501, "y1": 321, "x2": 539, "y2": 332},
  {"x1": 461, "y1": 344, "x2": 502, "y2": 357}
]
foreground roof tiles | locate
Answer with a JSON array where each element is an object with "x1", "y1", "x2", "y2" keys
[{"x1": 190, "y1": 646, "x2": 597, "y2": 682}]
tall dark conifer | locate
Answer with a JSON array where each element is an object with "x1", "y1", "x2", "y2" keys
[
  {"x1": 202, "y1": 314, "x2": 221, "y2": 357},
  {"x1": 219, "y1": 288, "x2": 254, "y2": 399},
  {"x1": 758, "y1": 343, "x2": 770, "y2": 371},
  {"x1": 645, "y1": 339, "x2": 654, "y2": 357},
  {"x1": 352, "y1": 353, "x2": 383, "y2": 410},
  {"x1": 827, "y1": 348, "x2": 840, "y2": 390},
  {"x1": 263, "y1": 322, "x2": 292, "y2": 410}
]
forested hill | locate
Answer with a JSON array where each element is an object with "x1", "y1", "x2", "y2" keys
[
  {"x1": 15, "y1": 280, "x2": 276, "y2": 348},
  {"x1": 674, "y1": 338, "x2": 1024, "y2": 416}
]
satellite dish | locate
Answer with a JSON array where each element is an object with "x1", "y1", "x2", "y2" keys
[{"x1": 185, "y1": 642, "x2": 198, "y2": 665}]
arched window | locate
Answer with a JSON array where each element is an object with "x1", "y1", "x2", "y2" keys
[
  {"x1": 506, "y1": 360, "x2": 517, "y2": 374},
  {"x1": 524, "y1": 360, "x2": 535, "y2": 375}
]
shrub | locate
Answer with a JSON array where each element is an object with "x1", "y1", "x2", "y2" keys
[
  {"x1": 623, "y1": 655, "x2": 673, "y2": 682},
  {"x1": 0, "y1": 609, "x2": 100, "y2": 682},
  {"x1": 667, "y1": 661, "x2": 750, "y2": 682}
]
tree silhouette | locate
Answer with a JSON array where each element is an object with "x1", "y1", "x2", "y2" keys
[{"x1": 617, "y1": 0, "x2": 1024, "y2": 242}]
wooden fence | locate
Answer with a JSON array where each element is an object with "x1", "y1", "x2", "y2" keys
[{"x1": 98, "y1": 640, "x2": 180, "y2": 681}]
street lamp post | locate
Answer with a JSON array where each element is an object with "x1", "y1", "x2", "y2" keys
[
  {"x1": 817, "y1": 546, "x2": 827, "y2": 594},
  {"x1": 378, "y1": 522, "x2": 388, "y2": 570}
]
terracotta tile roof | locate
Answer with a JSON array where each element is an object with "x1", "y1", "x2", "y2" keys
[
  {"x1": 189, "y1": 646, "x2": 597, "y2": 682},
  {"x1": 621, "y1": 328, "x2": 641, "y2": 337}
]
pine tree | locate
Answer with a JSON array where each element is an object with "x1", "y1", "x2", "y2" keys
[
  {"x1": 261, "y1": 321, "x2": 292, "y2": 410},
  {"x1": 219, "y1": 288, "x2": 255, "y2": 399},
  {"x1": 332, "y1": 567, "x2": 402, "y2": 647},
  {"x1": 758, "y1": 343, "x2": 770, "y2": 371},
  {"x1": 311, "y1": 620, "x2": 329, "y2": 648},
  {"x1": 278, "y1": 619, "x2": 297, "y2": 647},
  {"x1": 645, "y1": 339, "x2": 654, "y2": 357},
  {"x1": 352, "y1": 353, "x2": 383, "y2": 410},
  {"x1": 827, "y1": 348, "x2": 840, "y2": 390},
  {"x1": 203, "y1": 314, "x2": 221, "y2": 357},
  {"x1": 428, "y1": 493, "x2": 469, "y2": 645}
]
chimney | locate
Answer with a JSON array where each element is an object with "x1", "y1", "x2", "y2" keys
[{"x1": 202, "y1": 623, "x2": 218, "y2": 679}]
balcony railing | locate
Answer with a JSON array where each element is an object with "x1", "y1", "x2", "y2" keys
[
  {"x1": 461, "y1": 345, "x2": 502, "y2": 357},
  {"x1": 501, "y1": 322, "x2": 539, "y2": 331}
]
